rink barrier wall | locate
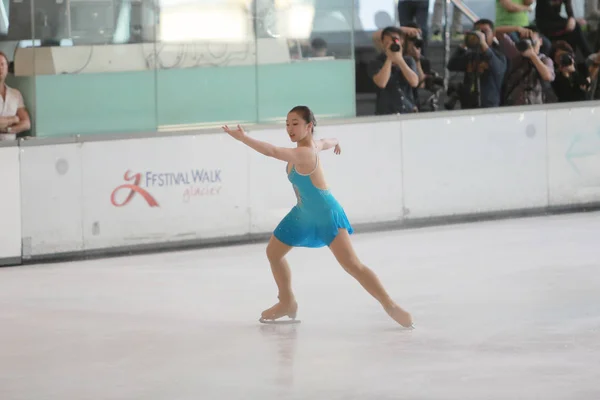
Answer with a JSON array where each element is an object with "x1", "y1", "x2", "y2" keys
[
  {"x1": 0, "y1": 142, "x2": 22, "y2": 266},
  {"x1": 3, "y1": 102, "x2": 600, "y2": 264}
]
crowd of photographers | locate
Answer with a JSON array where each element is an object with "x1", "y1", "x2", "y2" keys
[{"x1": 368, "y1": 4, "x2": 600, "y2": 115}]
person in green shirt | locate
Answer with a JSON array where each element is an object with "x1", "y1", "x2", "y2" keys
[
  {"x1": 496, "y1": 0, "x2": 533, "y2": 28},
  {"x1": 496, "y1": 0, "x2": 552, "y2": 56}
]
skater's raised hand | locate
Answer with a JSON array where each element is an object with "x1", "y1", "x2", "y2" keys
[
  {"x1": 222, "y1": 124, "x2": 247, "y2": 141},
  {"x1": 316, "y1": 138, "x2": 340, "y2": 152},
  {"x1": 334, "y1": 143, "x2": 341, "y2": 155}
]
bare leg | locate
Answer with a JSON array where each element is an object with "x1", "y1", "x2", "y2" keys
[
  {"x1": 261, "y1": 235, "x2": 298, "y2": 320},
  {"x1": 328, "y1": 229, "x2": 413, "y2": 327}
]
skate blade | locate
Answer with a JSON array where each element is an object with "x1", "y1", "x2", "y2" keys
[{"x1": 259, "y1": 317, "x2": 301, "y2": 325}]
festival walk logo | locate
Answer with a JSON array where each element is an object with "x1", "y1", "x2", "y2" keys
[{"x1": 110, "y1": 169, "x2": 222, "y2": 207}]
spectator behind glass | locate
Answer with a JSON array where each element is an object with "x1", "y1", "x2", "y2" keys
[
  {"x1": 401, "y1": 22, "x2": 431, "y2": 85},
  {"x1": 535, "y1": 0, "x2": 592, "y2": 57},
  {"x1": 496, "y1": 0, "x2": 532, "y2": 28},
  {"x1": 447, "y1": 19, "x2": 508, "y2": 109},
  {"x1": 550, "y1": 41, "x2": 592, "y2": 102},
  {"x1": 495, "y1": 0, "x2": 552, "y2": 56},
  {"x1": 497, "y1": 26, "x2": 555, "y2": 105},
  {"x1": 0, "y1": 52, "x2": 30, "y2": 141},
  {"x1": 368, "y1": 27, "x2": 420, "y2": 115},
  {"x1": 310, "y1": 38, "x2": 328, "y2": 57},
  {"x1": 586, "y1": 0, "x2": 600, "y2": 18},
  {"x1": 431, "y1": 0, "x2": 464, "y2": 40},
  {"x1": 401, "y1": 22, "x2": 444, "y2": 111},
  {"x1": 397, "y1": 0, "x2": 430, "y2": 56}
]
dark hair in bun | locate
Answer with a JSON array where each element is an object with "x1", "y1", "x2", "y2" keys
[{"x1": 289, "y1": 105, "x2": 316, "y2": 133}]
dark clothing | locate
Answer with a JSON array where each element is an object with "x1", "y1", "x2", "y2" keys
[
  {"x1": 447, "y1": 46, "x2": 508, "y2": 108},
  {"x1": 368, "y1": 53, "x2": 418, "y2": 115},
  {"x1": 413, "y1": 57, "x2": 432, "y2": 109},
  {"x1": 547, "y1": 24, "x2": 592, "y2": 57},
  {"x1": 420, "y1": 57, "x2": 432, "y2": 75},
  {"x1": 499, "y1": 34, "x2": 555, "y2": 106},
  {"x1": 551, "y1": 62, "x2": 590, "y2": 102},
  {"x1": 535, "y1": 0, "x2": 574, "y2": 23},
  {"x1": 535, "y1": 0, "x2": 592, "y2": 57},
  {"x1": 398, "y1": 1, "x2": 430, "y2": 56}
]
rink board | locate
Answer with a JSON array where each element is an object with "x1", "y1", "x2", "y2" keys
[
  {"x1": 546, "y1": 106, "x2": 600, "y2": 206},
  {"x1": 19, "y1": 143, "x2": 84, "y2": 256},
  {"x1": 11, "y1": 103, "x2": 600, "y2": 259},
  {"x1": 20, "y1": 134, "x2": 249, "y2": 255},
  {"x1": 78, "y1": 134, "x2": 250, "y2": 251},
  {"x1": 0, "y1": 145, "x2": 21, "y2": 266},
  {"x1": 402, "y1": 111, "x2": 548, "y2": 219}
]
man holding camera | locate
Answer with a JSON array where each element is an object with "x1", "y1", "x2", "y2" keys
[
  {"x1": 496, "y1": 26, "x2": 555, "y2": 105},
  {"x1": 400, "y1": 22, "x2": 445, "y2": 112},
  {"x1": 368, "y1": 27, "x2": 420, "y2": 115},
  {"x1": 447, "y1": 19, "x2": 508, "y2": 109}
]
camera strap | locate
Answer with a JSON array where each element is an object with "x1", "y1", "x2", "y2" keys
[{"x1": 391, "y1": 68, "x2": 415, "y2": 112}]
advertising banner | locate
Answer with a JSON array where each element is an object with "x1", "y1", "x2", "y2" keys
[{"x1": 80, "y1": 134, "x2": 250, "y2": 250}]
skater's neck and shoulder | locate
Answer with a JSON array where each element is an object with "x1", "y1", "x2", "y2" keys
[
  {"x1": 287, "y1": 140, "x2": 318, "y2": 174},
  {"x1": 286, "y1": 141, "x2": 329, "y2": 190}
]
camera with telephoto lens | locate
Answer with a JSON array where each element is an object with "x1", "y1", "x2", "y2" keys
[
  {"x1": 424, "y1": 71, "x2": 445, "y2": 90},
  {"x1": 574, "y1": 72, "x2": 591, "y2": 90},
  {"x1": 390, "y1": 37, "x2": 402, "y2": 52},
  {"x1": 516, "y1": 38, "x2": 537, "y2": 53},
  {"x1": 407, "y1": 35, "x2": 424, "y2": 49},
  {"x1": 464, "y1": 30, "x2": 482, "y2": 50},
  {"x1": 444, "y1": 82, "x2": 463, "y2": 110},
  {"x1": 558, "y1": 53, "x2": 590, "y2": 90},
  {"x1": 560, "y1": 52, "x2": 574, "y2": 68}
]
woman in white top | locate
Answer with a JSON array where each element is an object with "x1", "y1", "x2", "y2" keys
[{"x1": 0, "y1": 51, "x2": 31, "y2": 141}]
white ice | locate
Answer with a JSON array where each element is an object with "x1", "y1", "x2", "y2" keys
[{"x1": 1, "y1": 212, "x2": 600, "y2": 400}]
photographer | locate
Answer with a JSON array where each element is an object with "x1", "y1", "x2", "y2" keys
[
  {"x1": 401, "y1": 22, "x2": 444, "y2": 111},
  {"x1": 368, "y1": 27, "x2": 420, "y2": 115},
  {"x1": 447, "y1": 19, "x2": 508, "y2": 109},
  {"x1": 496, "y1": 26, "x2": 555, "y2": 105},
  {"x1": 550, "y1": 41, "x2": 592, "y2": 102}
]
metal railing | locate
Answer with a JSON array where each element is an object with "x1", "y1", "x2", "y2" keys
[{"x1": 442, "y1": 0, "x2": 480, "y2": 87}]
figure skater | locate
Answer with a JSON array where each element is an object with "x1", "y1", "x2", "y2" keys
[{"x1": 222, "y1": 105, "x2": 413, "y2": 328}]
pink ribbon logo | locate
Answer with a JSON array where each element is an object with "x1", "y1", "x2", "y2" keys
[{"x1": 111, "y1": 170, "x2": 160, "y2": 207}]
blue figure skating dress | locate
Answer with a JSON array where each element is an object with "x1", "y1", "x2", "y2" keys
[{"x1": 274, "y1": 155, "x2": 354, "y2": 248}]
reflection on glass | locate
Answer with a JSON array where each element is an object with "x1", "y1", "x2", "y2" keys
[
  {"x1": 159, "y1": 0, "x2": 251, "y2": 42},
  {"x1": 254, "y1": 0, "x2": 316, "y2": 39},
  {"x1": 0, "y1": 0, "x2": 358, "y2": 136},
  {"x1": 254, "y1": 0, "x2": 356, "y2": 124}
]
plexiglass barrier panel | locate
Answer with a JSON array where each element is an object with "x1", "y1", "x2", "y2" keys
[
  {"x1": 255, "y1": 0, "x2": 356, "y2": 123},
  {"x1": 155, "y1": 0, "x2": 259, "y2": 128},
  {"x1": 5, "y1": 0, "x2": 600, "y2": 138}
]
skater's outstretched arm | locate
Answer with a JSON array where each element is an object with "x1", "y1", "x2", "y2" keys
[
  {"x1": 316, "y1": 138, "x2": 341, "y2": 155},
  {"x1": 222, "y1": 124, "x2": 315, "y2": 163}
]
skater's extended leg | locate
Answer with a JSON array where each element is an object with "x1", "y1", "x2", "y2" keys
[
  {"x1": 262, "y1": 235, "x2": 298, "y2": 320},
  {"x1": 328, "y1": 229, "x2": 413, "y2": 327}
]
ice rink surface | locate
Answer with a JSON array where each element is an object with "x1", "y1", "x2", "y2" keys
[{"x1": 1, "y1": 211, "x2": 600, "y2": 400}]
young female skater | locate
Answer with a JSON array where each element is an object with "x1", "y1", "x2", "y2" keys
[{"x1": 222, "y1": 106, "x2": 413, "y2": 328}]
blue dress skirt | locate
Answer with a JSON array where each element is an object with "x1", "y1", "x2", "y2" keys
[{"x1": 273, "y1": 162, "x2": 353, "y2": 248}]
